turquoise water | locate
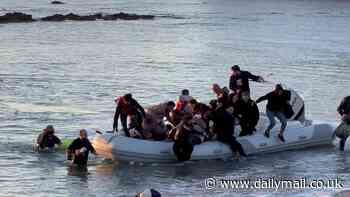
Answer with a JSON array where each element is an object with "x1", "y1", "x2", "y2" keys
[{"x1": 1, "y1": 0, "x2": 350, "y2": 196}]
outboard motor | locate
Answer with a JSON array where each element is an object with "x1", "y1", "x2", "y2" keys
[{"x1": 287, "y1": 88, "x2": 306, "y2": 123}]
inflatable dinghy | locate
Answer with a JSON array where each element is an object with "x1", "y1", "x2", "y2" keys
[{"x1": 92, "y1": 89, "x2": 336, "y2": 163}]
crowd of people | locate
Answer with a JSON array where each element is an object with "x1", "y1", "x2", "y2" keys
[
  {"x1": 35, "y1": 65, "x2": 350, "y2": 163},
  {"x1": 112, "y1": 65, "x2": 296, "y2": 160}
]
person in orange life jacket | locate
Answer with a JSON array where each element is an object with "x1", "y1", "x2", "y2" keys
[
  {"x1": 229, "y1": 65, "x2": 264, "y2": 95},
  {"x1": 67, "y1": 129, "x2": 96, "y2": 166},
  {"x1": 256, "y1": 84, "x2": 290, "y2": 142},
  {"x1": 113, "y1": 93, "x2": 146, "y2": 137},
  {"x1": 171, "y1": 89, "x2": 193, "y2": 125},
  {"x1": 174, "y1": 89, "x2": 192, "y2": 113}
]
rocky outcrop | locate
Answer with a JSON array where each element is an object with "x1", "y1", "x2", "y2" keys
[
  {"x1": 51, "y1": 1, "x2": 65, "y2": 4},
  {"x1": 102, "y1": 12, "x2": 154, "y2": 20},
  {"x1": 40, "y1": 13, "x2": 103, "y2": 21},
  {"x1": 40, "y1": 12, "x2": 154, "y2": 21},
  {"x1": 0, "y1": 12, "x2": 155, "y2": 23},
  {"x1": 0, "y1": 12, "x2": 36, "y2": 23}
]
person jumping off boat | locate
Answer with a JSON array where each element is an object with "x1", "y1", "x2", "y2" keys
[{"x1": 256, "y1": 84, "x2": 291, "y2": 142}]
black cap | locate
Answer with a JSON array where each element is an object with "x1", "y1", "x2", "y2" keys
[
  {"x1": 275, "y1": 84, "x2": 283, "y2": 91},
  {"x1": 167, "y1": 101, "x2": 175, "y2": 107},
  {"x1": 231, "y1": 65, "x2": 240, "y2": 71},
  {"x1": 124, "y1": 93, "x2": 133, "y2": 101},
  {"x1": 181, "y1": 89, "x2": 189, "y2": 95}
]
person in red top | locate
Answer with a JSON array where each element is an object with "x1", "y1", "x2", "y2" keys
[
  {"x1": 171, "y1": 89, "x2": 193, "y2": 125},
  {"x1": 113, "y1": 93, "x2": 146, "y2": 137}
]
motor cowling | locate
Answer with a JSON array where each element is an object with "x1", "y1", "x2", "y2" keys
[{"x1": 287, "y1": 88, "x2": 306, "y2": 122}]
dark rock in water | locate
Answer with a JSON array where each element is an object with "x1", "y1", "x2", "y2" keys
[
  {"x1": 40, "y1": 13, "x2": 103, "y2": 21},
  {"x1": 77, "y1": 13, "x2": 103, "y2": 21},
  {"x1": 51, "y1": 1, "x2": 65, "y2": 4},
  {"x1": 40, "y1": 12, "x2": 154, "y2": 22},
  {"x1": 102, "y1": 12, "x2": 154, "y2": 20},
  {"x1": 40, "y1": 14, "x2": 66, "y2": 21},
  {"x1": 1, "y1": 12, "x2": 154, "y2": 23},
  {"x1": 0, "y1": 12, "x2": 35, "y2": 23}
]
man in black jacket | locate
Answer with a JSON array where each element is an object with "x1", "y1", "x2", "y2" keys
[
  {"x1": 67, "y1": 129, "x2": 96, "y2": 166},
  {"x1": 229, "y1": 65, "x2": 264, "y2": 95},
  {"x1": 113, "y1": 93, "x2": 146, "y2": 137},
  {"x1": 256, "y1": 84, "x2": 290, "y2": 142},
  {"x1": 211, "y1": 97, "x2": 247, "y2": 158},
  {"x1": 235, "y1": 92, "x2": 260, "y2": 136}
]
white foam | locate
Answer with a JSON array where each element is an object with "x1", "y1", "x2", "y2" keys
[{"x1": 3, "y1": 102, "x2": 96, "y2": 114}]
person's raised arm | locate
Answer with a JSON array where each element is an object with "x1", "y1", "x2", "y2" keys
[{"x1": 246, "y1": 71, "x2": 264, "y2": 82}]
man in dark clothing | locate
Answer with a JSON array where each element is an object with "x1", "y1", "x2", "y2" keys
[
  {"x1": 37, "y1": 125, "x2": 61, "y2": 150},
  {"x1": 256, "y1": 84, "x2": 290, "y2": 142},
  {"x1": 212, "y1": 84, "x2": 230, "y2": 108},
  {"x1": 113, "y1": 93, "x2": 146, "y2": 137},
  {"x1": 67, "y1": 129, "x2": 96, "y2": 166},
  {"x1": 336, "y1": 96, "x2": 350, "y2": 151},
  {"x1": 211, "y1": 97, "x2": 247, "y2": 158},
  {"x1": 229, "y1": 65, "x2": 264, "y2": 94},
  {"x1": 337, "y1": 96, "x2": 350, "y2": 118},
  {"x1": 172, "y1": 116, "x2": 196, "y2": 161},
  {"x1": 235, "y1": 92, "x2": 260, "y2": 136}
]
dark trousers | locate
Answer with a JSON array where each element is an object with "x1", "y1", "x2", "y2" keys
[
  {"x1": 239, "y1": 119, "x2": 256, "y2": 136},
  {"x1": 340, "y1": 136, "x2": 348, "y2": 151},
  {"x1": 217, "y1": 133, "x2": 247, "y2": 156},
  {"x1": 173, "y1": 133, "x2": 202, "y2": 161}
]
